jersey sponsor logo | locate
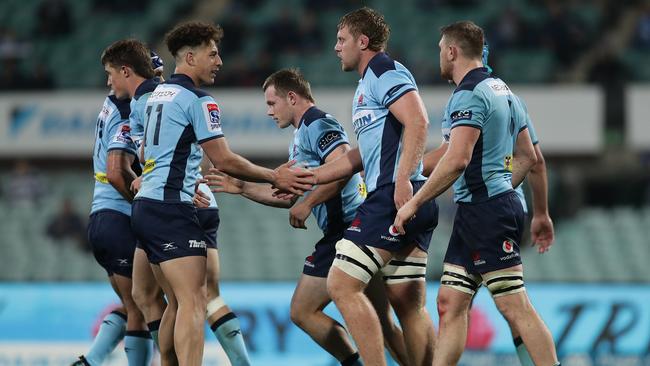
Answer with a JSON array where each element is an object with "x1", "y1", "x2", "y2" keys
[
  {"x1": 203, "y1": 102, "x2": 221, "y2": 132},
  {"x1": 188, "y1": 239, "x2": 207, "y2": 249},
  {"x1": 472, "y1": 251, "x2": 486, "y2": 266},
  {"x1": 94, "y1": 172, "x2": 109, "y2": 184},
  {"x1": 148, "y1": 86, "x2": 179, "y2": 102},
  {"x1": 450, "y1": 110, "x2": 472, "y2": 123},
  {"x1": 486, "y1": 79, "x2": 512, "y2": 96},
  {"x1": 388, "y1": 225, "x2": 400, "y2": 236},
  {"x1": 502, "y1": 240, "x2": 514, "y2": 253},
  {"x1": 504, "y1": 154, "x2": 513, "y2": 172},
  {"x1": 352, "y1": 111, "x2": 374, "y2": 133},
  {"x1": 304, "y1": 254, "x2": 315, "y2": 268},
  {"x1": 318, "y1": 131, "x2": 342, "y2": 152},
  {"x1": 143, "y1": 159, "x2": 156, "y2": 174},
  {"x1": 112, "y1": 123, "x2": 133, "y2": 144},
  {"x1": 357, "y1": 182, "x2": 367, "y2": 198}
]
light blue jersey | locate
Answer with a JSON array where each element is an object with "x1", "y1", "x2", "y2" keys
[
  {"x1": 290, "y1": 107, "x2": 364, "y2": 232},
  {"x1": 130, "y1": 77, "x2": 218, "y2": 209},
  {"x1": 91, "y1": 95, "x2": 136, "y2": 216},
  {"x1": 136, "y1": 74, "x2": 223, "y2": 203},
  {"x1": 351, "y1": 53, "x2": 426, "y2": 193},
  {"x1": 511, "y1": 95, "x2": 539, "y2": 214},
  {"x1": 441, "y1": 67, "x2": 517, "y2": 203}
]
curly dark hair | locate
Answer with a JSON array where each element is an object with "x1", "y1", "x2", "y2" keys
[
  {"x1": 338, "y1": 7, "x2": 390, "y2": 52},
  {"x1": 164, "y1": 21, "x2": 224, "y2": 57},
  {"x1": 101, "y1": 39, "x2": 154, "y2": 79}
]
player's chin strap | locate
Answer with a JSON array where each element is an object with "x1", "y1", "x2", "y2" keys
[{"x1": 482, "y1": 40, "x2": 493, "y2": 75}]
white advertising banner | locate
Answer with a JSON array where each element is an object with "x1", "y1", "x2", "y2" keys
[
  {"x1": 627, "y1": 85, "x2": 650, "y2": 150},
  {"x1": 0, "y1": 86, "x2": 603, "y2": 158}
]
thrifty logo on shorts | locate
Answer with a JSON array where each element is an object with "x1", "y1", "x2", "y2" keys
[{"x1": 189, "y1": 240, "x2": 207, "y2": 249}]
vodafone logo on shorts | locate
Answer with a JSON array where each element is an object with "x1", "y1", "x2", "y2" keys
[
  {"x1": 388, "y1": 225, "x2": 400, "y2": 237},
  {"x1": 502, "y1": 240, "x2": 514, "y2": 253}
]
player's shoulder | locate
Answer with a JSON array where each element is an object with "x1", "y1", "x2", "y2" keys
[
  {"x1": 164, "y1": 74, "x2": 213, "y2": 99},
  {"x1": 364, "y1": 52, "x2": 413, "y2": 80},
  {"x1": 300, "y1": 106, "x2": 336, "y2": 128},
  {"x1": 106, "y1": 94, "x2": 131, "y2": 120},
  {"x1": 133, "y1": 77, "x2": 161, "y2": 101}
]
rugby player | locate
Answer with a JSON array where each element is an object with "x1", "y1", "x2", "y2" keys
[
  {"x1": 198, "y1": 68, "x2": 409, "y2": 366},
  {"x1": 393, "y1": 21, "x2": 560, "y2": 366},
  {"x1": 130, "y1": 21, "x2": 312, "y2": 365}
]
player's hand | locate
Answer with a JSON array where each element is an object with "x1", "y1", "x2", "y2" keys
[
  {"x1": 205, "y1": 168, "x2": 244, "y2": 195},
  {"x1": 531, "y1": 213, "x2": 554, "y2": 254},
  {"x1": 273, "y1": 190, "x2": 297, "y2": 201},
  {"x1": 289, "y1": 202, "x2": 311, "y2": 229},
  {"x1": 192, "y1": 189, "x2": 211, "y2": 208},
  {"x1": 130, "y1": 176, "x2": 143, "y2": 194},
  {"x1": 272, "y1": 160, "x2": 315, "y2": 196},
  {"x1": 392, "y1": 200, "x2": 418, "y2": 235},
  {"x1": 394, "y1": 178, "x2": 413, "y2": 209}
]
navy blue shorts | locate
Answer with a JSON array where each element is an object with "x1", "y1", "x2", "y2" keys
[
  {"x1": 444, "y1": 191, "x2": 525, "y2": 274},
  {"x1": 131, "y1": 199, "x2": 209, "y2": 265},
  {"x1": 87, "y1": 209, "x2": 136, "y2": 277},
  {"x1": 303, "y1": 224, "x2": 348, "y2": 278},
  {"x1": 344, "y1": 181, "x2": 438, "y2": 252},
  {"x1": 197, "y1": 208, "x2": 219, "y2": 249}
]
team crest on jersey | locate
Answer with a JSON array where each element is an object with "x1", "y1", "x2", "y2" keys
[
  {"x1": 450, "y1": 110, "x2": 472, "y2": 123},
  {"x1": 99, "y1": 103, "x2": 112, "y2": 121},
  {"x1": 112, "y1": 123, "x2": 133, "y2": 144},
  {"x1": 203, "y1": 102, "x2": 221, "y2": 132},
  {"x1": 357, "y1": 93, "x2": 366, "y2": 106}
]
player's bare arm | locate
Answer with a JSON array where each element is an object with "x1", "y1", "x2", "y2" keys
[
  {"x1": 511, "y1": 127, "x2": 537, "y2": 188},
  {"x1": 201, "y1": 136, "x2": 313, "y2": 195},
  {"x1": 106, "y1": 150, "x2": 138, "y2": 202},
  {"x1": 204, "y1": 168, "x2": 296, "y2": 208},
  {"x1": 389, "y1": 90, "x2": 429, "y2": 209},
  {"x1": 289, "y1": 144, "x2": 352, "y2": 229},
  {"x1": 309, "y1": 147, "x2": 363, "y2": 186},
  {"x1": 393, "y1": 126, "x2": 479, "y2": 233},
  {"x1": 528, "y1": 144, "x2": 554, "y2": 253},
  {"x1": 422, "y1": 142, "x2": 449, "y2": 177}
]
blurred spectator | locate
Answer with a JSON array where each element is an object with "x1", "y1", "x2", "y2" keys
[
  {"x1": 486, "y1": 6, "x2": 538, "y2": 49},
  {"x1": 26, "y1": 62, "x2": 55, "y2": 90},
  {"x1": 219, "y1": 12, "x2": 249, "y2": 55},
  {"x1": 634, "y1": 4, "x2": 650, "y2": 48},
  {"x1": 298, "y1": 10, "x2": 324, "y2": 53},
  {"x1": 0, "y1": 27, "x2": 31, "y2": 60},
  {"x1": 46, "y1": 198, "x2": 88, "y2": 251},
  {"x1": 3, "y1": 160, "x2": 45, "y2": 208},
  {"x1": 93, "y1": 0, "x2": 148, "y2": 13},
  {"x1": 0, "y1": 58, "x2": 29, "y2": 90},
  {"x1": 264, "y1": 10, "x2": 301, "y2": 55},
  {"x1": 541, "y1": 3, "x2": 590, "y2": 66},
  {"x1": 34, "y1": 0, "x2": 74, "y2": 37}
]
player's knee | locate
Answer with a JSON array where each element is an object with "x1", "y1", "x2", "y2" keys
[
  {"x1": 330, "y1": 239, "x2": 384, "y2": 285},
  {"x1": 289, "y1": 303, "x2": 308, "y2": 329},
  {"x1": 436, "y1": 291, "x2": 468, "y2": 320}
]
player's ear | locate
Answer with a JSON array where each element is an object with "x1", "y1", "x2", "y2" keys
[
  {"x1": 358, "y1": 34, "x2": 369, "y2": 51},
  {"x1": 287, "y1": 91, "x2": 297, "y2": 105},
  {"x1": 185, "y1": 50, "x2": 195, "y2": 67}
]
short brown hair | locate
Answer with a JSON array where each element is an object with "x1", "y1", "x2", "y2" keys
[
  {"x1": 101, "y1": 39, "x2": 155, "y2": 79},
  {"x1": 263, "y1": 68, "x2": 315, "y2": 103},
  {"x1": 440, "y1": 21, "x2": 484, "y2": 60},
  {"x1": 165, "y1": 21, "x2": 224, "y2": 57},
  {"x1": 338, "y1": 7, "x2": 390, "y2": 52}
]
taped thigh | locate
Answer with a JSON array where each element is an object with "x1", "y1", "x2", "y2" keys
[
  {"x1": 483, "y1": 271, "x2": 525, "y2": 298},
  {"x1": 331, "y1": 239, "x2": 384, "y2": 284},
  {"x1": 381, "y1": 256, "x2": 427, "y2": 284},
  {"x1": 440, "y1": 263, "x2": 482, "y2": 295}
]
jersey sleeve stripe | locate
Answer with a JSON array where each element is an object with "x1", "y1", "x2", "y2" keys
[
  {"x1": 197, "y1": 134, "x2": 224, "y2": 145},
  {"x1": 385, "y1": 87, "x2": 416, "y2": 108}
]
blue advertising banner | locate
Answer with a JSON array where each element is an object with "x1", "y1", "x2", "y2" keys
[{"x1": 0, "y1": 282, "x2": 649, "y2": 365}]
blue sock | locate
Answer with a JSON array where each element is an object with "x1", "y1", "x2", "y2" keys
[
  {"x1": 514, "y1": 336, "x2": 534, "y2": 366},
  {"x1": 124, "y1": 330, "x2": 154, "y2": 366},
  {"x1": 210, "y1": 313, "x2": 251, "y2": 366},
  {"x1": 85, "y1": 311, "x2": 126, "y2": 365},
  {"x1": 341, "y1": 352, "x2": 362, "y2": 366}
]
